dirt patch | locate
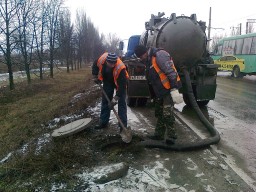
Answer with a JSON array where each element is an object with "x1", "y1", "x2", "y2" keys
[{"x1": 0, "y1": 69, "x2": 146, "y2": 191}]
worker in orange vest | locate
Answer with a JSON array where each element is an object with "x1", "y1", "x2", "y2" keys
[
  {"x1": 92, "y1": 52, "x2": 129, "y2": 133},
  {"x1": 135, "y1": 45, "x2": 183, "y2": 144}
]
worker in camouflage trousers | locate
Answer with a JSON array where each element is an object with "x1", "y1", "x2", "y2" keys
[{"x1": 134, "y1": 45, "x2": 183, "y2": 144}]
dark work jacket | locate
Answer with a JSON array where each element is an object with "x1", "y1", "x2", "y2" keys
[
  {"x1": 147, "y1": 48, "x2": 181, "y2": 99},
  {"x1": 92, "y1": 59, "x2": 127, "y2": 97}
]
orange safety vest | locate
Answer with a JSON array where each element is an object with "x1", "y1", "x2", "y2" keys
[
  {"x1": 151, "y1": 56, "x2": 181, "y2": 89},
  {"x1": 97, "y1": 52, "x2": 129, "y2": 89}
]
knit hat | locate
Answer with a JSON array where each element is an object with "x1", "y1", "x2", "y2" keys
[
  {"x1": 134, "y1": 45, "x2": 148, "y2": 58},
  {"x1": 106, "y1": 53, "x2": 118, "y2": 64}
]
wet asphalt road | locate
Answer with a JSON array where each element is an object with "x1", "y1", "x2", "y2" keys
[
  {"x1": 173, "y1": 73, "x2": 256, "y2": 191},
  {"x1": 210, "y1": 74, "x2": 256, "y2": 183}
]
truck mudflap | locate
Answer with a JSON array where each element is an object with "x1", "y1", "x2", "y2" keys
[
  {"x1": 196, "y1": 64, "x2": 218, "y2": 101},
  {"x1": 179, "y1": 64, "x2": 218, "y2": 106}
]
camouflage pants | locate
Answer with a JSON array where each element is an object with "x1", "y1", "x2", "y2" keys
[{"x1": 154, "y1": 95, "x2": 176, "y2": 139}]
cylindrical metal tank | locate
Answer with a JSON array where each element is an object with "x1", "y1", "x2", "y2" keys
[{"x1": 142, "y1": 16, "x2": 207, "y2": 68}]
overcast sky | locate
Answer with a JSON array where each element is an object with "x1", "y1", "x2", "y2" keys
[{"x1": 65, "y1": 0, "x2": 256, "y2": 40}]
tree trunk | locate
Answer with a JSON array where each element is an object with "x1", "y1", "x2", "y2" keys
[
  {"x1": 50, "y1": 40, "x2": 54, "y2": 78},
  {"x1": 71, "y1": 60, "x2": 73, "y2": 70},
  {"x1": 7, "y1": 58, "x2": 14, "y2": 90},
  {"x1": 5, "y1": 0, "x2": 14, "y2": 90},
  {"x1": 66, "y1": 57, "x2": 69, "y2": 73},
  {"x1": 23, "y1": 30, "x2": 31, "y2": 84},
  {"x1": 40, "y1": 22, "x2": 44, "y2": 80}
]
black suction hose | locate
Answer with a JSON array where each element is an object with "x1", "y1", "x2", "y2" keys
[{"x1": 139, "y1": 68, "x2": 220, "y2": 151}]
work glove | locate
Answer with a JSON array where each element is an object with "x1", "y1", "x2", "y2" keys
[
  {"x1": 93, "y1": 75, "x2": 102, "y2": 84},
  {"x1": 170, "y1": 89, "x2": 184, "y2": 104},
  {"x1": 108, "y1": 96, "x2": 119, "y2": 109}
]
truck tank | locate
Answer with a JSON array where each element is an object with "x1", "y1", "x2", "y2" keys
[{"x1": 145, "y1": 15, "x2": 206, "y2": 68}]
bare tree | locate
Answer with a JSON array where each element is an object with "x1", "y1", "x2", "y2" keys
[
  {"x1": 85, "y1": 19, "x2": 97, "y2": 63},
  {"x1": 0, "y1": 0, "x2": 21, "y2": 90},
  {"x1": 105, "y1": 33, "x2": 120, "y2": 53},
  {"x1": 75, "y1": 10, "x2": 87, "y2": 67},
  {"x1": 93, "y1": 33, "x2": 107, "y2": 59},
  {"x1": 16, "y1": 0, "x2": 40, "y2": 84},
  {"x1": 76, "y1": 12, "x2": 108, "y2": 65},
  {"x1": 33, "y1": 0, "x2": 48, "y2": 80},
  {"x1": 210, "y1": 34, "x2": 225, "y2": 52},
  {"x1": 46, "y1": 0, "x2": 63, "y2": 78},
  {"x1": 59, "y1": 9, "x2": 73, "y2": 73}
]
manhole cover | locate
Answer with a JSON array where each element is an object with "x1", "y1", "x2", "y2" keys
[{"x1": 52, "y1": 118, "x2": 92, "y2": 138}]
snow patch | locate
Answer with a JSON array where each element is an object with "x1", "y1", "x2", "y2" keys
[
  {"x1": 184, "y1": 158, "x2": 198, "y2": 171},
  {"x1": 224, "y1": 175, "x2": 239, "y2": 185},
  {"x1": 73, "y1": 93, "x2": 84, "y2": 100},
  {"x1": 204, "y1": 185, "x2": 216, "y2": 192},
  {"x1": 35, "y1": 133, "x2": 51, "y2": 155},
  {"x1": 47, "y1": 113, "x2": 85, "y2": 129},
  {"x1": 71, "y1": 85, "x2": 99, "y2": 103},
  {"x1": 210, "y1": 156, "x2": 218, "y2": 160},
  {"x1": 217, "y1": 71, "x2": 232, "y2": 77},
  {"x1": 207, "y1": 160, "x2": 216, "y2": 166},
  {"x1": 78, "y1": 162, "x2": 127, "y2": 184},
  {"x1": 217, "y1": 71, "x2": 256, "y2": 81},
  {"x1": 79, "y1": 161, "x2": 193, "y2": 192},
  {"x1": 0, "y1": 152, "x2": 13, "y2": 164},
  {"x1": 195, "y1": 172, "x2": 205, "y2": 178},
  {"x1": 50, "y1": 183, "x2": 67, "y2": 192},
  {"x1": 0, "y1": 132, "x2": 52, "y2": 164},
  {"x1": 19, "y1": 143, "x2": 29, "y2": 154},
  {"x1": 219, "y1": 163, "x2": 229, "y2": 170},
  {"x1": 0, "y1": 68, "x2": 50, "y2": 82},
  {"x1": 87, "y1": 100, "x2": 101, "y2": 116}
]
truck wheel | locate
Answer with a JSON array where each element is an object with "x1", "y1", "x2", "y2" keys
[
  {"x1": 232, "y1": 66, "x2": 241, "y2": 78},
  {"x1": 137, "y1": 98, "x2": 148, "y2": 107},
  {"x1": 127, "y1": 97, "x2": 136, "y2": 107}
]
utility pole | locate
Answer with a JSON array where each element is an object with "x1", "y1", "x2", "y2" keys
[
  {"x1": 207, "y1": 7, "x2": 212, "y2": 50},
  {"x1": 239, "y1": 23, "x2": 242, "y2": 35},
  {"x1": 246, "y1": 19, "x2": 256, "y2": 34},
  {"x1": 231, "y1": 26, "x2": 235, "y2": 36}
]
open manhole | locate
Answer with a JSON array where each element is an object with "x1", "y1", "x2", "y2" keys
[{"x1": 95, "y1": 135, "x2": 145, "y2": 152}]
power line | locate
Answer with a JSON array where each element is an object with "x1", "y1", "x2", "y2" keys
[{"x1": 216, "y1": 13, "x2": 256, "y2": 26}]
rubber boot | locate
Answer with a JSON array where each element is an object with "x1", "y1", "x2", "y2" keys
[
  {"x1": 94, "y1": 123, "x2": 108, "y2": 130},
  {"x1": 147, "y1": 117, "x2": 165, "y2": 140},
  {"x1": 166, "y1": 124, "x2": 177, "y2": 145}
]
